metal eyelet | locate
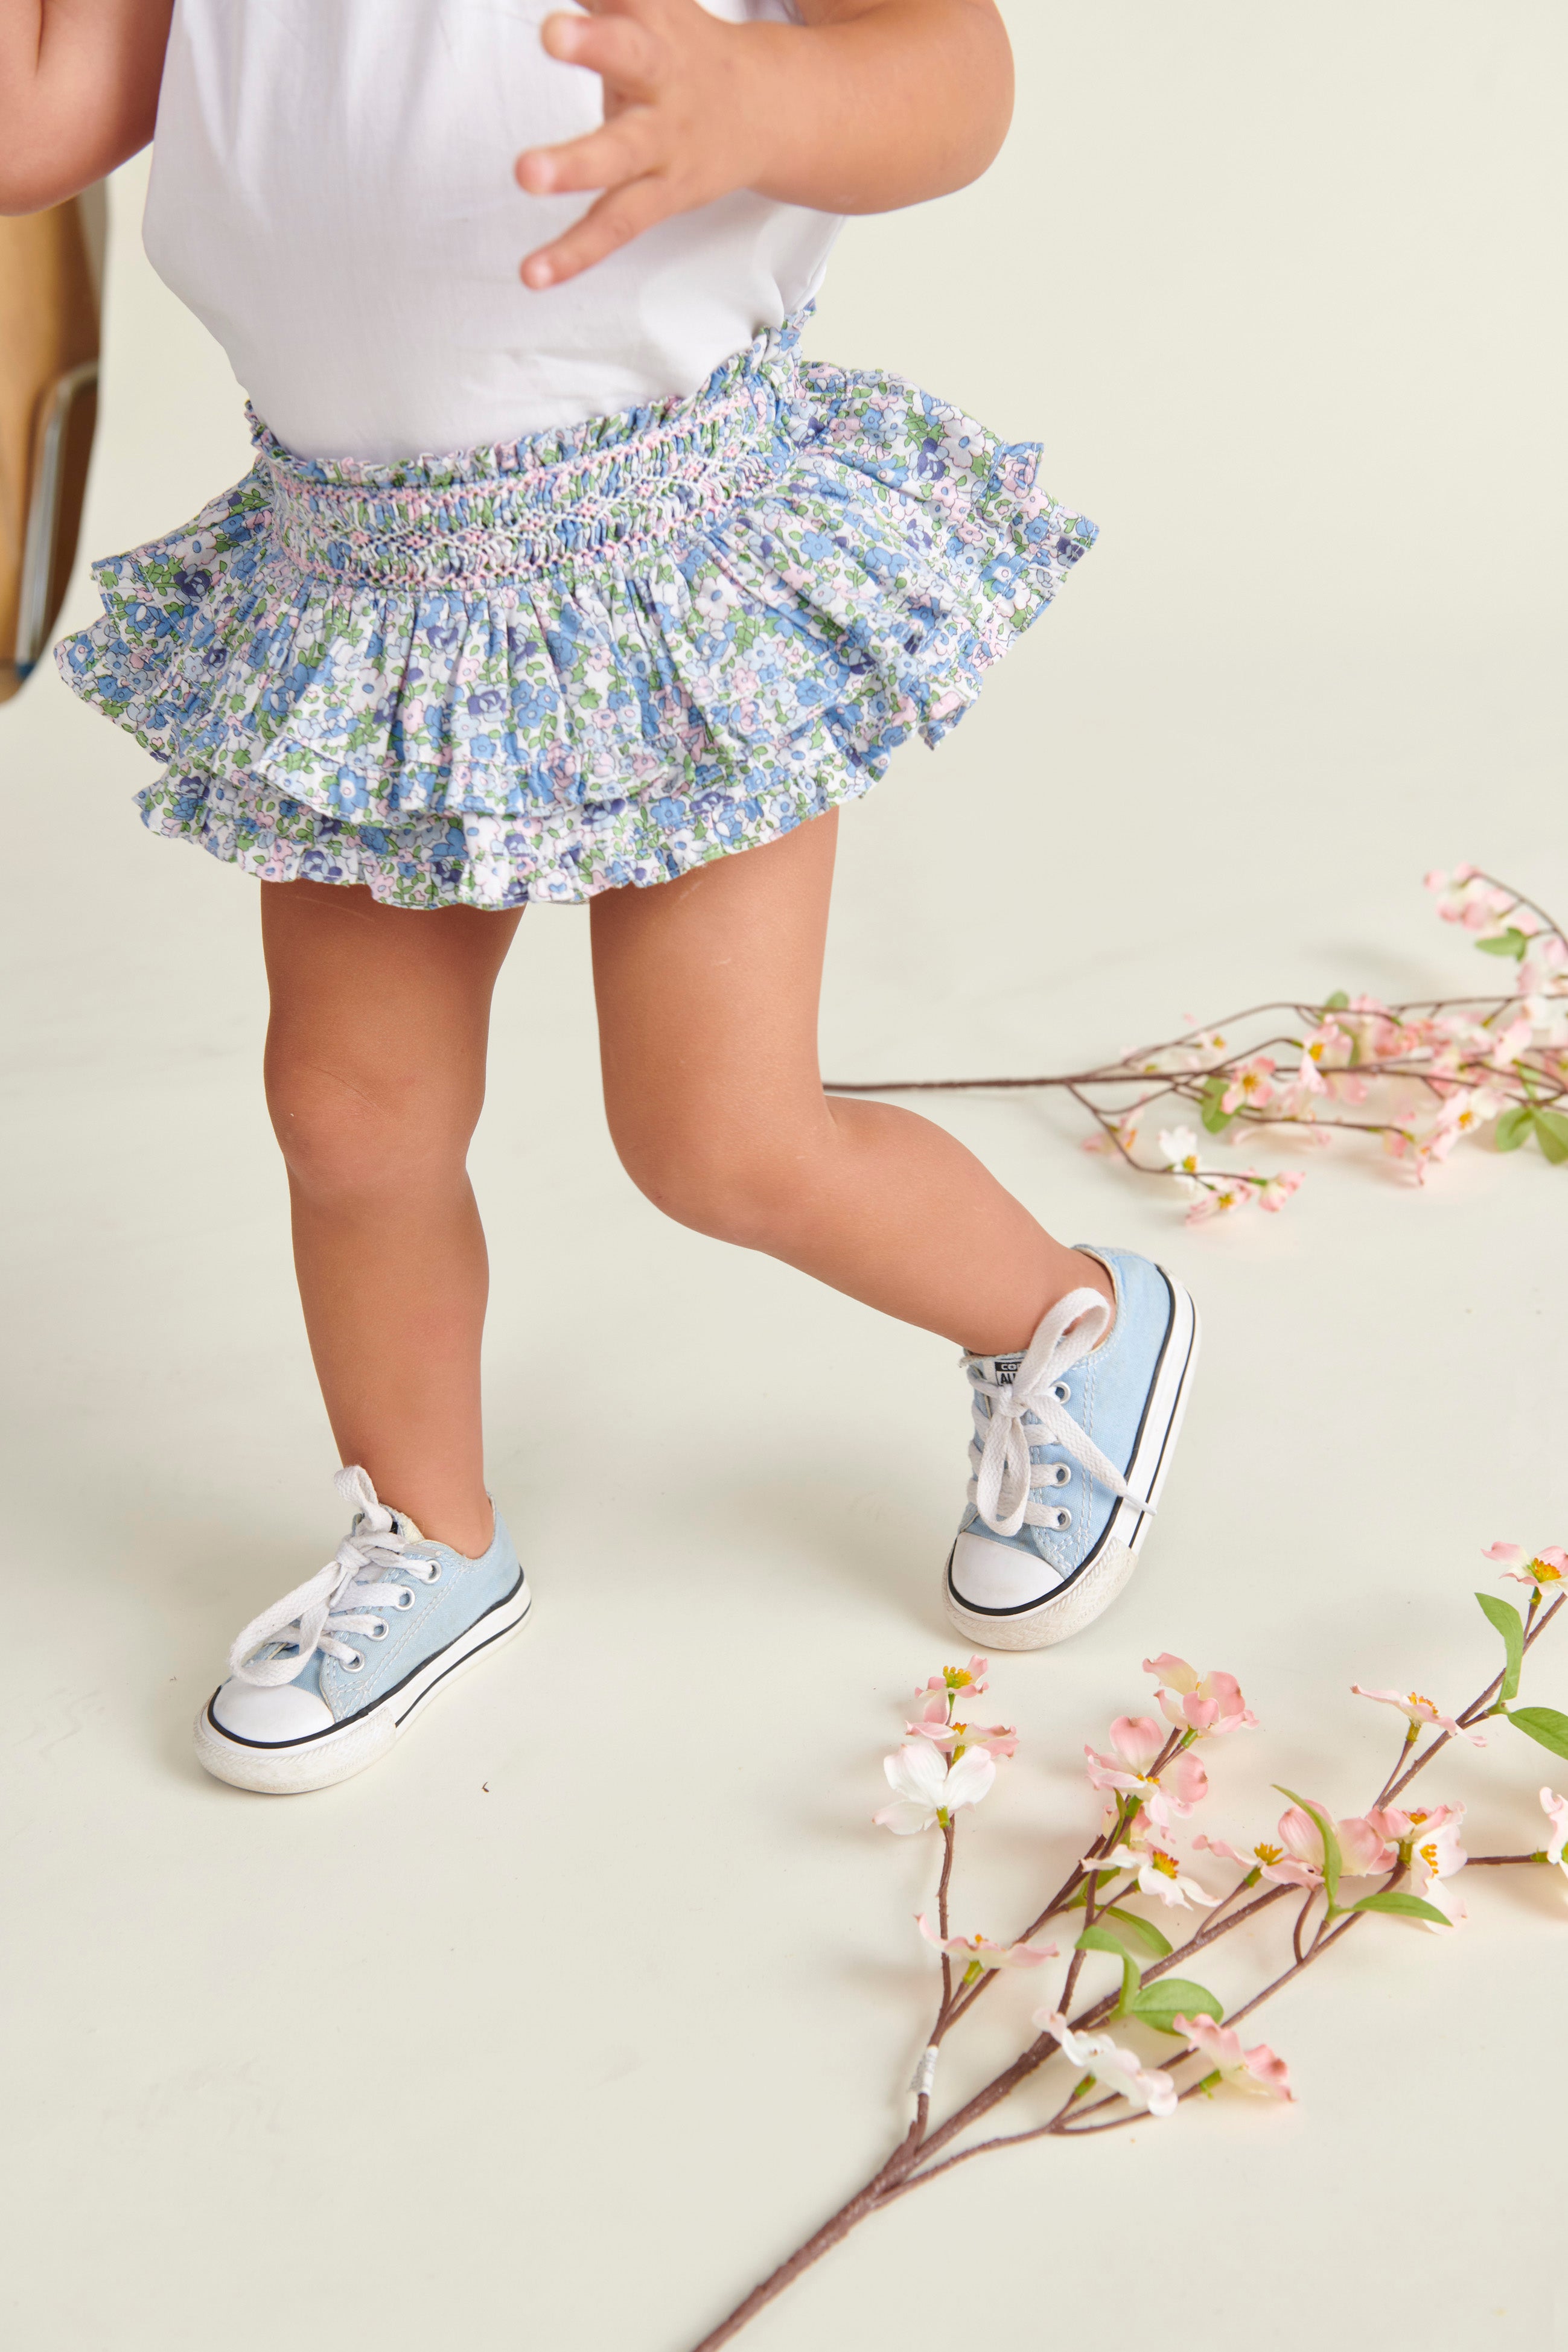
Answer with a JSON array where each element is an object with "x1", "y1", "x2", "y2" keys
[
  {"x1": 1049, "y1": 1463, "x2": 1071, "y2": 1487},
  {"x1": 395, "y1": 1587, "x2": 416, "y2": 1610},
  {"x1": 341, "y1": 1651, "x2": 365, "y2": 1672},
  {"x1": 1057, "y1": 1511, "x2": 1072, "y2": 1531},
  {"x1": 1052, "y1": 1382, "x2": 1071, "y2": 1403},
  {"x1": 426, "y1": 1563, "x2": 443, "y2": 1582},
  {"x1": 368, "y1": 1620, "x2": 388, "y2": 1640}
]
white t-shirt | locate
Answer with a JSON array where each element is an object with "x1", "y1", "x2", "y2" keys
[{"x1": 143, "y1": 0, "x2": 844, "y2": 464}]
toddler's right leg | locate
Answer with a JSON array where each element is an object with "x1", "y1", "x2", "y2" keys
[
  {"x1": 191, "y1": 879, "x2": 529, "y2": 1796},
  {"x1": 261, "y1": 877, "x2": 521, "y2": 1556}
]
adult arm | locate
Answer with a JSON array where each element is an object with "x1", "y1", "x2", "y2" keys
[
  {"x1": 516, "y1": 0, "x2": 1013, "y2": 287},
  {"x1": 0, "y1": 0, "x2": 174, "y2": 214}
]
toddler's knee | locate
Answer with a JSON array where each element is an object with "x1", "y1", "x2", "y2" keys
[
  {"x1": 264, "y1": 1051, "x2": 476, "y2": 1202},
  {"x1": 612, "y1": 1124, "x2": 808, "y2": 1252}
]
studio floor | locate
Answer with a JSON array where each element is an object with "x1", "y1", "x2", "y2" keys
[{"x1": 4, "y1": 7, "x2": 1566, "y2": 2348}]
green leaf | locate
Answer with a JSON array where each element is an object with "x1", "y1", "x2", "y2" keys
[
  {"x1": 1276, "y1": 1784, "x2": 1342, "y2": 1910},
  {"x1": 1322, "y1": 990, "x2": 1350, "y2": 1010},
  {"x1": 1534, "y1": 1109, "x2": 1568, "y2": 1166},
  {"x1": 1102, "y1": 1905, "x2": 1174, "y2": 1959},
  {"x1": 1127, "y1": 1977, "x2": 1224, "y2": 2037},
  {"x1": 1508, "y1": 1706, "x2": 1568, "y2": 1761},
  {"x1": 1476, "y1": 928, "x2": 1531, "y2": 960},
  {"x1": 1199, "y1": 1074, "x2": 1233, "y2": 1135},
  {"x1": 1475, "y1": 1590, "x2": 1525, "y2": 1702},
  {"x1": 1494, "y1": 1103, "x2": 1534, "y2": 1152},
  {"x1": 1348, "y1": 1890, "x2": 1452, "y2": 1926},
  {"x1": 1075, "y1": 1923, "x2": 1141, "y2": 2015}
]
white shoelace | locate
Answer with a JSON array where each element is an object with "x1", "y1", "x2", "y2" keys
[
  {"x1": 967, "y1": 1287, "x2": 1149, "y2": 1540},
  {"x1": 228, "y1": 1465, "x2": 438, "y2": 1688}
]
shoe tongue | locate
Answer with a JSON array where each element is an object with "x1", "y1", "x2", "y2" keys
[
  {"x1": 354, "y1": 1505, "x2": 424, "y2": 1543},
  {"x1": 990, "y1": 1354, "x2": 1022, "y2": 1385}
]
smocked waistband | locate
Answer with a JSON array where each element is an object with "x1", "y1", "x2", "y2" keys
[{"x1": 255, "y1": 322, "x2": 805, "y2": 589}]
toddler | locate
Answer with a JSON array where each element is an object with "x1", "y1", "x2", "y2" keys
[{"x1": 3, "y1": 0, "x2": 1199, "y2": 1793}]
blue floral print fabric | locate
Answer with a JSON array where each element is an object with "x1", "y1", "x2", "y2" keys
[{"x1": 57, "y1": 311, "x2": 1095, "y2": 908}]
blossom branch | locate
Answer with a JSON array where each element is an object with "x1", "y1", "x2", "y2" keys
[
  {"x1": 686, "y1": 1551, "x2": 1568, "y2": 2350},
  {"x1": 826, "y1": 868, "x2": 1568, "y2": 1222}
]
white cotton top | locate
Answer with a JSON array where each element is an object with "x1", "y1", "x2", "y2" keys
[{"x1": 142, "y1": 0, "x2": 843, "y2": 464}]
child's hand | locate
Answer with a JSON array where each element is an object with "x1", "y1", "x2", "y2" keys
[
  {"x1": 514, "y1": 0, "x2": 1013, "y2": 292},
  {"x1": 515, "y1": 0, "x2": 766, "y2": 291}
]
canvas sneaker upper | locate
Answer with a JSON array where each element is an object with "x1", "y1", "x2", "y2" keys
[
  {"x1": 208, "y1": 1464, "x2": 523, "y2": 1747},
  {"x1": 949, "y1": 1246, "x2": 1187, "y2": 1616}
]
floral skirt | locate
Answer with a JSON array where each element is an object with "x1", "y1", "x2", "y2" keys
[{"x1": 56, "y1": 310, "x2": 1095, "y2": 909}]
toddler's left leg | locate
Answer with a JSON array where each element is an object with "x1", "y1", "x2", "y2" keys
[
  {"x1": 591, "y1": 810, "x2": 1103, "y2": 1355},
  {"x1": 590, "y1": 811, "x2": 1198, "y2": 1648}
]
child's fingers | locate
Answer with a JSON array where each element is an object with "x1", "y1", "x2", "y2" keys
[
  {"x1": 519, "y1": 174, "x2": 677, "y2": 290},
  {"x1": 515, "y1": 113, "x2": 659, "y2": 198},
  {"x1": 540, "y1": 8, "x2": 663, "y2": 98}
]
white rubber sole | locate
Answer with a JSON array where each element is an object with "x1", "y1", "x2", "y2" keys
[
  {"x1": 193, "y1": 1576, "x2": 532, "y2": 1796},
  {"x1": 944, "y1": 1273, "x2": 1201, "y2": 1652}
]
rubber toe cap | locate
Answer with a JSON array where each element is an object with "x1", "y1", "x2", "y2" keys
[
  {"x1": 209, "y1": 1676, "x2": 334, "y2": 1744},
  {"x1": 949, "y1": 1529, "x2": 1064, "y2": 1612}
]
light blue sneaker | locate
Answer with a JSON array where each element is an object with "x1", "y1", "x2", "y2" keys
[
  {"x1": 194, "y1": 1467, "x2": 531, "y2": 1794},
  {"x1": 945, "y1": 1246, "x2": 1199, "y2": 1650}
]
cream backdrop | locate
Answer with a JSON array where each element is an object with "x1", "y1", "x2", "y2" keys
[{"x1": 3, "y1": 5, "x2": 1566, "y2": 2348}]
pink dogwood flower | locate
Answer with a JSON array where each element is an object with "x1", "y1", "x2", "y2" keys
[
  {"x1": 906, "y1": 1712, "x2": 1019, "y2": 1760},
  {"x1": 912, "y1": 1657, "x2": 990, "y2": 1715},
  {"x1": 1383, "y1": 1114, "x2": 1465, "y2": 1183},
  {"x1": 1424, "y1": 861, "x2": 1478, "y2": 904},
  {"x1": 1185, "y1": 1177, "x2": 1254, "y2": 1225},
  {"x1": 1085, "y1": 1840, "x2": 1217, "y2": 1910},
  {"x1": 1351, "y1": 1686, "x2": 1486, "y2": 1746},
  {"x1": 1426, "y1": 867, "x2": 1515, "y2": 933},
  {"x1": 1172, "y1": 2012, "x2": 1295, "y2": 2100},
  {"x1": 1540, "y1": 1789, "x2": 1568, "y2": 1885},
  {"x1": 875, "y1": 1741, "x2": 995, "y2": 1835},
  {"x1": 1158, "y1": 1126, "x2": 1203, "y2": 1188},
  {"x1": 1220, "y1": 1055, "x2": 1277, "y2": 1115},
  {"x1": 1199, "y1": 1806, "x2": 1394, "y2": 1890},
  {"x1": 1485, "y1": 1013, "x2": 1535, "y2": 1069},
  {"x1": 1257, "y1": 1170, "x2": 1305, "y2": 1213},
  {"x1": 917, "y1": 1916, "x2": 1058, "y2": 1971},
  {"x1": 1084, "y1": 1716, "x2": 1208, "y2": 1823},
  {"x1": 1144, "y1": 1656, "x2": 1258, "y2": 1738},
  {"x1": 1300, "y1": 1019, "x2": 1351, "y2": 1074},
  {"x1": 1082, "y1": 1114, "x2": 1141, "y2": 1158},
  {"x1": 1193, "y1": 1832, "x2": 1297, "y2": 1882},
  {"x1": 1372, "y1": 1802, "x2": 1467, "y2": 1928},
  {"x1": 1484, "y1": 1542, "x2": 1568, "y2": 1596},
  {"x1": 1431, "y1": 1086, "x2": 1506, "y2": 1143},
  {"x1": 1037, "y1": 2014, "x2": 1178, "y2": 2117}
]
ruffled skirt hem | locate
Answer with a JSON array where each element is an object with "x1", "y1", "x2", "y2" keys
[{"x1": 59, "y1": 313, "x2": 1095, "y2": 909}]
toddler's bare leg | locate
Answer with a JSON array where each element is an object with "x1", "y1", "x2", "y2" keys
[
  {"x1": 590, "y1": 812, "x2": 1110, "y2": 1354},
  {"x1": 261, "y1": 879, "x2": 520, "y2": 1555}
]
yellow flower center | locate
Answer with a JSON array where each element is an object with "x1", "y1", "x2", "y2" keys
[
  {"x1": 1418, "y1": 1840, "x2": 1439, "y2": 1872},
  {"x1": 1531, "y1": 1559, "x2": 1563, "y2": 1583},
  {"x1": 1407, "y1": 1692, "x2": 1435, "y2": 1713},
  {"x1": 1152, "y1": 1851, "x2": 1180, "y2": 1878},
  {"x1": 1254, "y1": 1843, "x2": 1283, "y2": 1864}
]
